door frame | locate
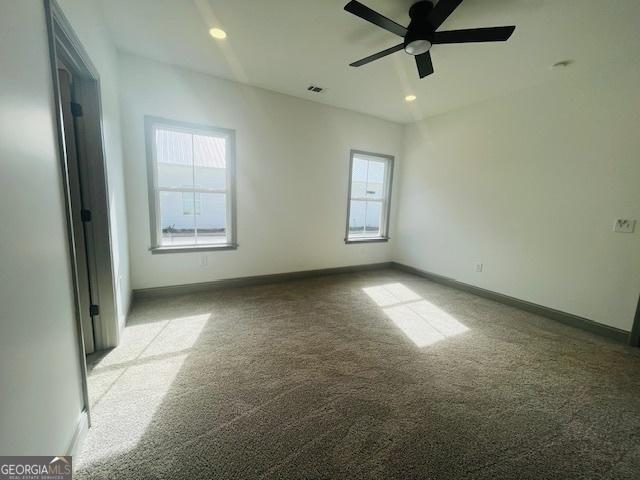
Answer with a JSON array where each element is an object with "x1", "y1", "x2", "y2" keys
[
  {"x1": 45, "y1": 0, "x2": 121, "y2": 420},
  {"x1": 57, "y1": 66, "x2": 98, "y2": 355},
  {"x1": 630, "y1": 295, "x2": 640, "y2": 347}
]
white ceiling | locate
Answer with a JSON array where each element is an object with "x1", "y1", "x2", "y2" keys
[{"x1": 99, "y1": 0, "x2": 640, "y2": 123}]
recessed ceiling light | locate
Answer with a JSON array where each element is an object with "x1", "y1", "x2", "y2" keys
[
  {"x1": 405, "y1": 95, "x2": 417, "y2": 102},
  {"x1": 209, "y1": 28, "x2": 227, "y2": 39}
]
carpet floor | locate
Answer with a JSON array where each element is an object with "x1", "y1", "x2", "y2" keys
[{"x1": 77, "y1": 269, "x2": 640, "y2": 479}]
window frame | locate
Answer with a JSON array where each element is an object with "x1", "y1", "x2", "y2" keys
[
  {"x1": 344, "y1": 149, "x2": 394, "y2": 244},
  {"x1": 145, "y1": 116, "x2": 238, "y2": 254}
]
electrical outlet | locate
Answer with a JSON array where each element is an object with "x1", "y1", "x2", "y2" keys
[
  {"x1": 613, "y1": 219, "x2": 636, "y2": 233},
  {"x1": 475, "y1": 263, "x2": 483, "y2": 273},
  {"x1": 200, "y1": 255, "x2": 208, "y2": 267}
]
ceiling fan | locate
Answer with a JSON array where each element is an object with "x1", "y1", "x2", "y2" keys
[{"x1": 344, "y1": 0, "x2": 516, "y2": 78}]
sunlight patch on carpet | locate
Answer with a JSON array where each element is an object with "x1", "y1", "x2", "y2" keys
[{"x1": 363, "y1": 283, "x2": 468, "y2": 347}]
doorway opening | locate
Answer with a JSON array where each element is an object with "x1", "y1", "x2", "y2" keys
[{"x1": 45, "y1": 0, "x2": 121, "y2": 426}]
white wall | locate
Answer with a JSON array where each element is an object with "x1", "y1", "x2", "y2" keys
[
  {"x1": 58, "y1": 0, "x2": 131, "y2": 328},
  {"x1": 395, "y1": 69, "x2": 640, "y2": 331},
  {"x1": 0, "y1": 1, "x2": 85, "y2": 454},
  {"x1": 118, "y1": 53, "x2": 404, "y2": 290}
]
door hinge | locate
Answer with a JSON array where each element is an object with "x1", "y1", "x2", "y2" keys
[
  {"x1": 89, "y1": 304, "x2": 100, "y2": 316},
  {"x1": 70, "y1": 102, "x2": 83, "y2": 117},
  {"x1": 81, "y1": 209, "x2": 92, "y2": 222}
]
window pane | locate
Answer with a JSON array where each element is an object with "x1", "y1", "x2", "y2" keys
[
  {"x1": 352, "y1": 157, "x2": 368, "y2": 183},
  {"x1": 351, "y1": 179, "x2": 366, "y2": 198},
  {"x1": 348, "y1": 200, "x2": 366, "y2": 236},
  {"x1": 350, "y1": 157, "x2": 368, "y2": 198},
  {"x1": 159, "y1": 191, "x2": 196, "y2": 246},
  {"x1": 364, "y1": 200, "x2": 382, "y2": 236},
  {"x1": 196, "y1": 193, "x2": 227, "y2": 244},
  {"x1": 194, "y1": 134, "x2": 227, "y2": 191},
  {"x1": 347, "y1": 152, "x2": 392, "y2": 241},
  {"x1": 366, "y1": 160, "x2": 385, "y2": 200},
  {"x1": 156, "y1": 129, "x2": 194, "y2": 189},
  {"x1": 150, "y1": 121, "x2": 236, "y2": 249},
  {"x1": 182, "y1": 192, "x2": 200, "y2": 215}
]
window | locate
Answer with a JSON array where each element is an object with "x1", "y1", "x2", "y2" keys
[
  {"x1": 146, "y1": 117, "x2": 237, "y2": 252},
  {"x1": 345, "y1": 150, "x2": 394, "y2": 243},
  {"x1": 182, "y1": 191, "x2": 201, "y2": 215}
]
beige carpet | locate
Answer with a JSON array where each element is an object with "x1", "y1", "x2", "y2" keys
[{"x1": 77, "y1": 269, "x2": 640, "y2": 479}]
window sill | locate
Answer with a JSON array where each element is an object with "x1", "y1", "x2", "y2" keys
[
  {"x1": 150, "y1": 243, "x2": 238, "y2": 254},
  {"x1": 344, "y1": 237, "x2": 389, "y2": 244}
]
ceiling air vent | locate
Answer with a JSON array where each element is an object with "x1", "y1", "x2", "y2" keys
[{"x1": 307, "y1": 85, "x2": 325, "y2": 93}]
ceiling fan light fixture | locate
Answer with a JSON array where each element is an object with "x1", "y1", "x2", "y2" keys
[
  {"x1": 344, "y1": 0, "x2": 516, "y2": 80},
  {"x1": 405, "y1": 39, "x2": 432, "y2": 56}
]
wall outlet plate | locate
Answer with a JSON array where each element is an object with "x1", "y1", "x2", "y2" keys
[
  {"x1": 613, "y1": 219, "x2": 636, "y2": 233},
  {"x1": 475, "y1": 263, "x2": 483, "y2": 272}
]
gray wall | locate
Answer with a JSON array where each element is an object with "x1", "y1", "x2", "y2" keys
[{"x1": 0, "y1": 1, "x2": 85, "y2": 454}]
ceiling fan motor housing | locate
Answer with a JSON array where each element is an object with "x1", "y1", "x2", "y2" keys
[
  {"x1": 344, "y1": 0, "x2": 517, "y2": 79},
  {"x1": 405, "y1": 1, "x2": 435, "y2": 55}
]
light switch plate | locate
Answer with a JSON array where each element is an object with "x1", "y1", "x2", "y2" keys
[{"x1": 613, "y1": 219, "x2": 636, "y2": 233}]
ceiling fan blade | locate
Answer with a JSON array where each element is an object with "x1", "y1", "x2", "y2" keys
[
  {"x1": 428, "y1": 0, "x2": 464, "y2": 30},
  {"x1": 415, "y1": 51, "x2": 434, "y2": 78},
  {"x1": 432, "y1": 26, "x2": 516, "y2": 44},
  {"x1": 344, "y1": 1, "x2": 407, "y2": 37},
  {"x1": 350, "y1": 43, "x2": 405, "y2": 67}
]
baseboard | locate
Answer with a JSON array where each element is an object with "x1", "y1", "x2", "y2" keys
[
  {"x1": 133, "y1": 262, "x2": 393, "y2": 298},
  {"x1": 67, "y1": 409, "x2": 89, "y2": 458},
  {"x1": 131, "y1": 260, "x2": 630, "y2": 344},
  {"x1": 391, "y1": 262, "x2": 630, "y2": 343}
]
